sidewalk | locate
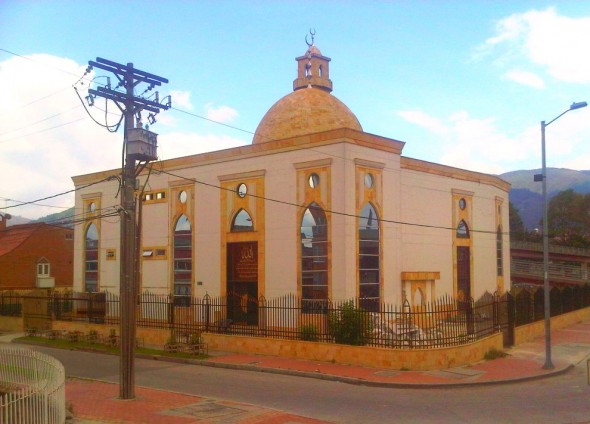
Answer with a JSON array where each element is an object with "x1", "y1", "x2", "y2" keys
[
  {"x1": 4, "y1": 320, "x2": 590, "y2": 423},
  {"x1": 203, "y1": 320, "x2": 590, "y2": 388}
]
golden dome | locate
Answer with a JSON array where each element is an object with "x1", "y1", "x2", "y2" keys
[{"x1": 252, "y1": 87, "x2": 362, "y2": 144}]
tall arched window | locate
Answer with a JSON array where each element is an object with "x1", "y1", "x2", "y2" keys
[
  {"x1": 173, "y1": 215, "x2": 192, "y2": 306},
  {"x1": 496, "y1": 226, "x2": 503, "y2": 277},
  {"x1": 231, "y1": 209, "x2": 253, "y2": 232},
  {"x1": 300, "y1": 202, "x2": 328, "y2": 309},
  {"x1": 84, "y1": 223, "x2": 99, "y2": 292},
  {"x1": 457, "y1": 220, "x2": 470, "y2": 238},
  {"x1": 359, "y1": 203, "x2": 380, "y2": 311}
]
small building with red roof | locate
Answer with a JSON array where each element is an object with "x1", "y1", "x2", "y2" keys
[{"x1": 0, "y1": 214, "x2": 73, "y2": 290}]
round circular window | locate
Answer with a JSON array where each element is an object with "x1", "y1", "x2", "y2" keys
[
  {"x1": 364, "y1": 173, "x2": 374, "y2": 189},
  {"x1": 308, "y1": 173, "x2": 320, "y2": 189},
  {"x1": 237, "y1": 183, "x2": 247, "y2": 198},
  {"x1": 179, "y1": 190, "x2": 187, "y2": 204},
  {"x1": 459, "y1": 198, "x2": 466, "y2": 210},
  {"x1": 88, "y1": 202, "x2": 96, "y2": 213}
]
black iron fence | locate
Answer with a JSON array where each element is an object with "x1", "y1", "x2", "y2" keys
[{"x1": 3, "y1": 285, "x2": 590, "y2": 349}]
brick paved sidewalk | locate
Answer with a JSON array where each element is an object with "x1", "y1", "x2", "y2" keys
[
  {"x1": 201, "y1": 321, "x2": 590, "y2": 387},
  {"x1": 67, "y1": 378, "x2": 330, "y2": 424},
  {"x1": 6, "y1": 319, "x2": 590, "y2": 422}
]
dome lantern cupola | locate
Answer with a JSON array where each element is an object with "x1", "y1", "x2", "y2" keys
[{"x1": 293, "y1": 31, "x2": 333, "y2": 92}]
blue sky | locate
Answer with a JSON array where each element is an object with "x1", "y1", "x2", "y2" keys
[{"x1": 1, "y1": 1, "x2": 590, "y2": 218}]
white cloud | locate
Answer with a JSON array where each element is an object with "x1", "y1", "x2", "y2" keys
[
  {"x1": 0, "y1": 54, "x2": 247, "y2": 220},
  {"x1": 399, "y1": 106, "x2": 590, "y2": 174},
  {"x1": 0, "y1": 54, "x2": 122, "y2": 219},
  {"x1": 398, "y1": 109, "x2": 538, "y2": 174},
  {"x1": 397, "y1": 110, "x2": 448, "y2": 135},
  {"x1": 504, "y1": 69, "x2": 545, "y2": 89},
  {"x1": 477, "y1": 7, "x2": 590, "y2": 84},
  {"x1": 169, "y1": 90, "x2": 192, "y2": 110},
  {"x1": 205, "y1": 104, "x2": 238, "y2": 123}
]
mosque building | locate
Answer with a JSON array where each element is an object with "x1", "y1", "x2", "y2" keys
[{"x1": 72, "y1": 39, "x2": 510, "y2": 311}]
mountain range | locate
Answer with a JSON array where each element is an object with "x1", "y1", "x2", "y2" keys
[
  {"x1": 5, "y1": 207, "x2": 75, "y2": 228},
  {"x1": 500, "y1": 168, "x2": 590, "y2": 230}
]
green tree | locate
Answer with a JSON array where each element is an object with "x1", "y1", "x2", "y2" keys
[
  {"x1": 547, "y1": 189, "x2": 590, "y2": 247},
  {"x1": 509, "y1": 202, "x2": 526, "y2": 240}
]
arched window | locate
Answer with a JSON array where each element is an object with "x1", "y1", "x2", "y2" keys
[
  {"x1": 300, "y1": 203, "x2": 328, "y2": 309},
  {"x1": 496, "y1": 226, "x2": 503, "y2": 277},
  {"x1": 359, "y1": 203, "x2": 380, "y2": 311},
  {"x1": 457, "y1": 220, "x2": 470, "y2": 239},
  {"x1": 173, "y1": 215, "x2": 192, "y2": 306},
  {"x1": 84, "y1": 223, "x2": 99, "y2": 292},
  {"x1": 319, "y1": 64, "x2": 323, "y2": 77},
  {"x1": 231, "y1": 209, "x2": 253, "y2": 232}
]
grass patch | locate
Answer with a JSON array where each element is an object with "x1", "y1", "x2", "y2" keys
[{"x1": 16, "y1": 336, "x2": 208, "y2": 360}]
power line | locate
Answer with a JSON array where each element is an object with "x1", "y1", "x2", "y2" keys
[
  {"x1": 0, "y1": 48, "x2": 88, "y2": 79},
  {"x1": 0, "y1": 105, "x2": 83, "y2": 138},
  {"x1": 0, "y1": 197, "x2": 71, "y2": 210},
  {"x1": 0, "y1": 175, "x2": 119, "y2": 211},
  {"x1": 154, "y1": 167, "x2": 505, "y2": 236},
  {"x1": 0, "y1": 117, "x2": 87, "y2": 144}
]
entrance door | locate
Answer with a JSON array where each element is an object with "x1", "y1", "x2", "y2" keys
[
  {"x1": 227, "y1": 242, "x2": 258, "y2": 325},
  {"x1": 457, "y1": 246, "x2": 471, "y2": 301},
  {"x1": 457, "y1": 246, "x2": 474, "y2": 334}
]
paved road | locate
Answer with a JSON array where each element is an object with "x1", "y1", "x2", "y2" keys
[{"x1": 23, "y1": 343, "x2": 590, "y2": 423}]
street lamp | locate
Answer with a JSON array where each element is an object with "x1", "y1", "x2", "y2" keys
[{"x1": 536, "y1": 101, "x2": 587, "y2": 370}]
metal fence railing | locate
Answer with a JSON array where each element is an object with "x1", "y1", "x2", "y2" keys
[
  {"x1": 5, "y1": 284, "x2": 590, "y2": 349},
  {"x1": 0, "y1": 345, "x2": 65, "y2": 424},
  {"x1": 9, "y1": 290, "x2": 512, "y2": 349}
]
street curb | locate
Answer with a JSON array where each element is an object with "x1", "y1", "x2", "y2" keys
[
  {"x1": 139, "y1": 352, "x2": 575, "y2": 389},
  {"x1": 9, "y1": 337, "x2": 575, "y2": 390}
]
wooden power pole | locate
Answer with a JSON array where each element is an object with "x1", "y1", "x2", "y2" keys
[{"x1": 87, "y1": 58, "x2": 170, "y2": 399}]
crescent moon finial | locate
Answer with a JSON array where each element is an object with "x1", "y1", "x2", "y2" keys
[{"x1": 305, "y1": 28, "x2": 316, "y2": 47}]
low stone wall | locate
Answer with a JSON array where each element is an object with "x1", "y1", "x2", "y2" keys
[
  {"x1": 0, "y1": 316, "x2": 23, "y2": 332},
  {"x1": 3, "y1": 318, "x2": 503, "y2": 371},
  {"x1": 514, "y1": 306, "x2": 590, "y2": 345},
  {"x1": 202, "y1": 332, "x2": 503, "y2": 371}
]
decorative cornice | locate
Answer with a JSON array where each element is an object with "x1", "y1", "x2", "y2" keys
[{"x1": 401, "y1": 157, "x2": 511, "y2": 192}]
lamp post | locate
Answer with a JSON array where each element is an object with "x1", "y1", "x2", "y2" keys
[{"x1": 537, "y1": 101, "x2": 587, "y2": 370}]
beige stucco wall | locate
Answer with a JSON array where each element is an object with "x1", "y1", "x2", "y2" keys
[
  {"x1": 72, "y1": 130, "x2": 510, "y2": 304},
  {"x1": 399, "y1": 163, "x2": 509, "y2": 303}
]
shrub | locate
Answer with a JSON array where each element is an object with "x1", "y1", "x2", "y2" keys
[
  {"x1": 299, "y1": 324, "x2": 319, "y2": 342},
  {"x1": 328, "y1": 300, "x2": 373, "y2": 346},
  {"x1": 484, "y1": 348, "x2": 507, "y2": 360}
]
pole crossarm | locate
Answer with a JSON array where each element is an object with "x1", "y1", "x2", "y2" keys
[
  {"x1": 89, "y1": 58, "x2": 169, "y2": 85},
  {"x1": 88, "y1": 87, "x2": 168, "y2": 114}
]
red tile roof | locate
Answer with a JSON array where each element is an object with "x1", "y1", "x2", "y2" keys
[{"x1": 0, "y1": 223, "x2": 44, "y2": 257}]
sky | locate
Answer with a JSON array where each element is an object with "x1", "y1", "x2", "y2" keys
[{"x1": 1, "y1": 1, "x2": 590, "y2": 219}]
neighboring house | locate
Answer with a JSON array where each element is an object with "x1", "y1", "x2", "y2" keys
[
  {"x1": 0, "y1": 215, "x2": 73, "y2": 290},
  {"x1": 72, "y1": 41, "x2": 510, "y2": 309},
  {"x1": 511, "y1": 240, "x2": 590, "y2": 287}
]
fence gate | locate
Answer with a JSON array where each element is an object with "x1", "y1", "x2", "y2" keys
[{"x1": 23, "y1": 290, "x2": 52, "y2": 331}]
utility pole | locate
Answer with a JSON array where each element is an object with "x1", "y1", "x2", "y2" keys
[{"x1": 87, "y1": 58, "x2": 170, "y2": 399}]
